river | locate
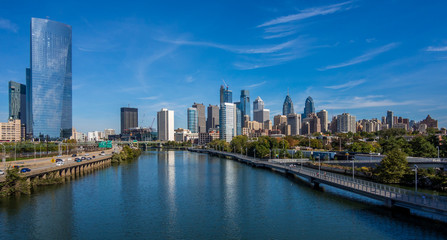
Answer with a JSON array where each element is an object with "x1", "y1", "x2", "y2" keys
[{"x1": 0, "y1": 150, "x2": 446, "y2": 239}]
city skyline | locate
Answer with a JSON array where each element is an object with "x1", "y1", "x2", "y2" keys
[{"x1": 1, "y1": 1, "x2": 447, "y2": 133}]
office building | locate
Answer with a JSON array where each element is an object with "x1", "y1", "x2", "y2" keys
[
  {"x1": 219, "y1": 103, "x2": 236, "y2": 142},
  {"x1": 192, "y1": 103, "x2": 206, "y2": 133},
  {"x1": 220, "y1": 85, "x2": 232, "y2": 104},
  {"x1": 302, "y1": 113, "x2": 321, "y2": 135},
  {"x1": 317, "y1": 110, "x2": 328, "y2": 132},
  {"x1": 9, "y1": 81, "x2": 27, "y2": 134},
  {"x1": 303, "y1": 96, "x2": 315, "y2": 119},
  {"x1": 386, "y1": 110, "x2": 394, "y2": 128},
  {"x1": 0, "y1": 119, "x2": 22, "y2": 142},
  {"x1": 206, "y1": 104, "x2": 219, "y2": 132},
  {"x1": 187, "y1": 107, "x2": 198, "y2": 133},
  {"x1": 121, "y1": 107, "x2": 138, "y2": 134},
  {"x1": 104, "y1": 129, "x2": 116, "y2": 139},
  {"x1": 29, "y1": 18, "x2": 72, "y2": 139},
  {"x1": 282, "y1": 92, "x2": 294, "y2": 115},
  {"x1": 253, "y1": 96, "x2": 270, "y2": 124},
  {"x1": 157, "y1": 108, "x2": 174, "y2": 141},
  {"x1": 240, "y1": 90, "x2": 250, "y2": 122},
  {"x1": 235, "y1": 102, "x2": 242, "y2": 136},
  {"x1": 273, "y1": 115, "x2": 287, "y2": 126},
  {"x1": 337, "y1": 113, "x2": 356, "y2": 133},
  {"x1": 420, "y1": 115, "x2": 438, "y2": 129},
  {"x1": 287, "y1": 113, "x2": 301, "y2": 136}
]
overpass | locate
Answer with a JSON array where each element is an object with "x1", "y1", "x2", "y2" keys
[{"x1": 189, "y1": 148, "x2": 447, "y2": 217}]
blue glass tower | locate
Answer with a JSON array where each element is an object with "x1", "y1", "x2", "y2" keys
[
  {"x1": 304, "y1": 96, "x2": 315, "y2": 118},
  {"x1": 220, "y1": 85, "x2": 232, "y2": 104},
  {"x1": 240, "y1": 90, "x2": 250, "y2": 120},
  {"x1": 30, "y1": 18, "x2": 72, "y2": 139},
  {"x1": 187, "y1": 108, "x2": 198, "y2": 133},
  {"x1": 282, "y1": 93, "x2": 294, "y2": 115}
]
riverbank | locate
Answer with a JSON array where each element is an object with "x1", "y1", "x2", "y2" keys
[{"x1": 111, "y1": 146, "x2": 141, "y2": 163}]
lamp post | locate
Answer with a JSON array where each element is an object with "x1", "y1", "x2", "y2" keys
[
  {"x1": 414, "y1": 164, "x2": 418, "y2": 192},
  {"x1": 318, "y1": 156, "x2": 321, "y2": 176},
  {"x1": 254, "y1": 148, "x2": 256, "y2": 159},
  {"x1": 269, "y1": 149, "x2": 272, "y2": 159},
  {"x1": 14, "y1": 142, "x2": 17, "y2": 161},
  {"x1": 246, "y1": 147, "x2": 247, "y2": 157},
  {"x1": 437, "y1": 146, "x2": 440, "y2": 160},
  {"x1": 348, "y1": 152, "x2": 353, "y2": 179},
  {"x1": 1, "y1": 144, "x2": 5, "y2": 164},
  {"x1": 34, "y1": 144, "x2": 36, "y2": 159}
]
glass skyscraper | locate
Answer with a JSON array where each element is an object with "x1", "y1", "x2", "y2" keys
[
  {"x1": 282, "y1": 93, "x2": 294, "y2": 115},
  {"x1": 30, "y1": 18, "x2": 72, "y2": 139},
  {"x1": 187, "y1": 108, "x2": 198, "y2": 133},
  {"x1": 304, "y1": 96, "x2": 315, "y2": 118},
  {"x1": 9, "y1": 81, "x2": 27, "y2": 125}
]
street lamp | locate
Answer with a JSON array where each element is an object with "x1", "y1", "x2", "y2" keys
[
  {"x1": 437, "y1": 146, "x2": 440, "y2": 160},
  {"x1": 1, "y1": 143, "x2": 5, "y2": 164},
  {"x1": 414, "y1": 164, "x2": 418, "y2": 192},
  {"x1": 14, "y1": 142, "x2": 17, "y2": 161},
  {"x1": 318, "y1": 156, "x2": 321, "y2": 176},
  {"x1": 254, "y1": 148, "x2": 256, "y2": 159},
  {"x1": 246, "y1": 147, "x2": 248, "y2": 157}
]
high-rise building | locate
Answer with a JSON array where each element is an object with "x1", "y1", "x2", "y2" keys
[
  {"x1": 191, "y1": 103, "x2": 206, "y2": 133},
  {"x1": 240, "y1": 90, "x2": 250, "y2": 122},
  {"x1": 235, "y1": 102, "x2": 242, "y2": 136},
  {"x1": 287, "y1": 113, "x2": 301, "y2": 136},
  {"x1": 302, "y1": 113, "x2": 321, "y2": 135},
  {"x1": 0, "y1": 119, "x2": 22, "y2": 142},
  {"x1": 206, "y1": 104, "x2": 219, "y2": 132},
  {"x1": 9, "y1": 81, "x2": 27, "y2": 133},
  {"x1": 253, "y1": 96, "x2": 270, "y2": 124},
  {"x1": 187, "y1": 107, "x2": 198, "y2": 133},
  {"x1": 219, "y1": 103, "x2": 236, "y2": 142},
  {"x1": 104, "y1": 129, "x2": 116, "y2": 139},
  {"x1": 274, "y1": 115, "x2": 288, "y2": 126},
  {"x1": 420, "y1": 115, "x2": 438, "y2": 129},
  {"x1": 386, "y1": 110, "x2": 394, "y2": 128},
  {"x1": 29, "y1": 18, "x2": 72, "y2": 139},
  {"x1": 304, "y1": 96, "x2": 315, "y2": 118},
  {"x1": 317, "y1": 110, "x2": 328, "y2": 132},
  {"x1": 337, "y1": 113, "x2": 356, "y2": 133},
  {"x1": 120, "y1": 107, "x2": 138, "y2": 133},
  {"x1": 157, "y1": 108, "x2": 174, "y2": 141},
  {"x1": 282, "y1": 93, "x2": 294, "y2": 115},
  {"x1": 220, "y1": 85, "x2": 232, "y2": 104}
]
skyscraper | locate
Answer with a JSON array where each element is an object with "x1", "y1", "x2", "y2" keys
[
  {"x1": 219, "y1": 103, "x2": 236, "y2": 142},
  {"x1": 304, "y1": 96, "x2": 315, "y2": 118},
  {"x1": 386, "y1": 110, "x2": 394, "y2": 128},
  {"x1": 287, "y1": 113, "x2": 301, "y2": 136},
  {"x1": 157, "y1": 108, "x2": 174, "y2": 141},
  {"x1": 192, "y1": 103, "x2": 206, "y2": 133},
  {"x1": 240, "y1": 90, "x2": 250, "y2": 122},
  {"x1": 220, "y1": 85, "x2": 232, "y2": 104},
  {"x1": 120, "y1": 107, "x2": 138, "y2": 133},
  {"x1": 235, "y1": 102, "x2": 242, "y2": 135},
  {"x1": 282, "y1": 93, "x2": 294, "y2": 115},
  {"x1": 317, "y1": 110, "x2": 328, "y2": 132},
  {"x1": 206, "y1": 104, "x2": 219, "y2": 132},
  {"x1": 253, "y1": 96, "x2": 270, "y2": 124},
  {"x1": 29, "y1": 18, "x2": 72, "y2": 139},
  {"x1": 9, "y1": 81, "x2": 27, "y2": 127},
  {"x1": 187, "y1": 107, "x2": 198, "y2": 133}
]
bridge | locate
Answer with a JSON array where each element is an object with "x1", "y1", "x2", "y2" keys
[{"x1": 189, "y1": 148, "x2": 447, "y2": 217}]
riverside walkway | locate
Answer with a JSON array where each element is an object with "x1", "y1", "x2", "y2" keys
[{"x1": 190, "y1": 148, "x2": 447, "y2": 216}]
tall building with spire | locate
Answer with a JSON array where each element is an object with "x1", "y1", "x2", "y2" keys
[
  {"x1": 239, "y1": 90, "x2": 250, "y2": 121},
  {"x1": 282, "y1": 91, "x2": 294, "y2": 115},
  {"x1": 220, "y1": 85, "x2": 232, "y2": 104},
  {"x1": 303, "y1": 96, "x2": 315, "y2": 118}
]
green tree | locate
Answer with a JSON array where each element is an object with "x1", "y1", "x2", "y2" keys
[
  {"x1": 375, "y1": 148, "x2": 409, "y2": 183},
  {"x1": 409, "y1": 136, "x2": 437, "y2": 157}
]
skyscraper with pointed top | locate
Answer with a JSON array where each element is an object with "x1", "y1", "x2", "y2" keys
[
  {"x1": 282, "y1": 90, "x2": 294, "y2": 115},
  {"x1": 304, "y1": 96, "x2": 315, "y2": 118}
]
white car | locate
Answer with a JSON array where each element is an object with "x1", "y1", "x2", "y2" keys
[{"x1": 0, "y1": 169, "x2": 4, "y2": 175}]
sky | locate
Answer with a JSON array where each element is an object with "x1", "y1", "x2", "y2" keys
[{"x1": 1, "y1": 0, "x2": 447, "y2": 133}]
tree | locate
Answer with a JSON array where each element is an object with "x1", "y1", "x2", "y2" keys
[
  {"x1": 230, "y1": 135, "x2": 248, "y2": 153},
  {"x1": 409, "y1": 136, "x2": 437, "y2": 157},
  {"x1": 375, "y1": 148, "x2": 409, "y2": 183}
]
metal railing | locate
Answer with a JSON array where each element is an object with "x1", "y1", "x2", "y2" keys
[{"x1": 200, "y1": 148, "x2": 447, "y2": 212}]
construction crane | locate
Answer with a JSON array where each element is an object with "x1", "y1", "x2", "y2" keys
[
  {"x1": 150, "y1": 117, "x2": 155, "y2": 131},
  {"x1": 222, "y1": 79, "x2": 229, "y2": 89}
]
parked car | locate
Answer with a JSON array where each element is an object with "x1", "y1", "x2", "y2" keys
[
  {"x1": 20, "y1": 168, "x2": 31, "y2": 173},
  {"x1": 72, "y1": 154, "x2": 77, "y2": 157}
]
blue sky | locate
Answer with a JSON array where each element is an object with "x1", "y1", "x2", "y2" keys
[{"x1": 1, "y1": 0, "x2": 447, "y2": 133}]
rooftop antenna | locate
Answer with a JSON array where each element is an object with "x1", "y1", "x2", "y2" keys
[{"x1": 287, "y1": 88, "x2": 289, "y2": 96}]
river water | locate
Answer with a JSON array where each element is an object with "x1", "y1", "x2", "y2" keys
[{"x1": 1, "y1": 150, "x2": 446, "y2": 239}]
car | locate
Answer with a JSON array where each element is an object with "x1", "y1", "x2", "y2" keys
[
  {"x1": 56, "y1": 161, "x2": 64, "y2": 166},
  {"x1": 56, "y1": 155, "x2": 63, "y2": 157},
  {"x1": 75, "y1": 159, "x2": 82, "y2": 163},
  {"x1": 20, "y1": 168, "x2": 31, "y2": 173},
  {"x1": 0, "y1": 169, "x2": 4, "y2": 175},
  {"x1": 74, "y1": 157, "x2": 80, "y2": 161},
  {"x1": 100, "y1": 153, "x2": 105, "y2": 156},
  {"x1": 87, "y1": 157, "x2": 92, "y2": 160},
  {"x1": 101, "y1": 151, "x2": 105, "y2": 154},
  {"x1": 56, "y1": 158, "x2": 63, "y2": 162},
  {"x1": 81, "y1": 157, "x2": 86, "y2": 160},
  {"x1": 85, "y1": 153, "x2": 90, "y2": 156},
  {"x1": 72, "y1": 154, "x2": 77, "y2": 157},
  {"x1": 92, "y1": 156, "x2": 95, "y2": 158}
]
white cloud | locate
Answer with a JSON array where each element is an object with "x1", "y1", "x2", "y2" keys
[
  {"x1": 257, "y1": 1, "x2": 354, "y2": 28},
  {"x1": 319, "y1": 43, "x2": 399, "y2": 71},
  {"x1": 319, "y1": 96, "x2": 416, "y2": 110},
  {"x1": 325, "y1": 79, "x2": 365, "y2": 90},
  {"x1": 426, "y1": 46, "x2": 447, "y2": 52},
  {"x1": 244, "y1": 81, "x2": 267, "y2": 88},
  {"x1": 185, "y1": 76, "x2": 194, "y2": 83},
  {"x1": 138, "y1": 96, "x2": 159, "y2": 100},
  {"x1": 0, "y1": 18, "x2": 18, "y2": 33}
]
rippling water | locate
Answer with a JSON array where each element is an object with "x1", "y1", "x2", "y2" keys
[{"x1": 1, "y1": 150, "x2": 446, "y2": 239}]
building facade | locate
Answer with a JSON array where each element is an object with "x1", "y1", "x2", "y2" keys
[
  {"x1": 386, "y1": 110, "x2": 394, "y2": 128},
  {"x1": 187, "y1": 107, "x2": 198, "y2": 133},
  {"x1": 120, "y1": 107, "x2": 138, "y2": 134},
  {"x1": 9, "y1": 81, "x2": 27, "y2": 135},
  {"x1": 220, "y1": 85, "x2": 232, "y2": 104},
  {"x1": 219, "y1": 103, "x2": 236, "y2": 142},
  {"x1": 192, "y1": 103, "x2": 206, "y2": 133},
  {"x1": 317, "y1": 110, "x2": 328, "y2": 133},
  {"x1": 29, "y1": 18, "x2": 72, "y2": 139},
  {"x1": 239, "y1": 90, "x2": 250, "y2": 122},
  {"x1": 206, "y1": 104, "x2": 219, "y2": 132},
  {"x1": 337, "y1": 113, "x2": 356, "y2": 133},
  {"x1": 0, "y1": 119, "x2": 22, "y2": 142},
  {"x1": 287, "y1": 113, "x2": 301, "y2": 136},
  {"x1": 303, "y1": 96, "x2": 315, "y2": 119},
  {"x1": 157, "y1": 108, "x2": 174, "y2": 141}
]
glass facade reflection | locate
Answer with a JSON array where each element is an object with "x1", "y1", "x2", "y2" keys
[{"x1": 30, "y1": 18, "x2": 72, "y2": 139}]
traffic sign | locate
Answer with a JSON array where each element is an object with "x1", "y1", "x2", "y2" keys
[{"x1": 51, "y1": 158, "x2": 55, "y2": 163}]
